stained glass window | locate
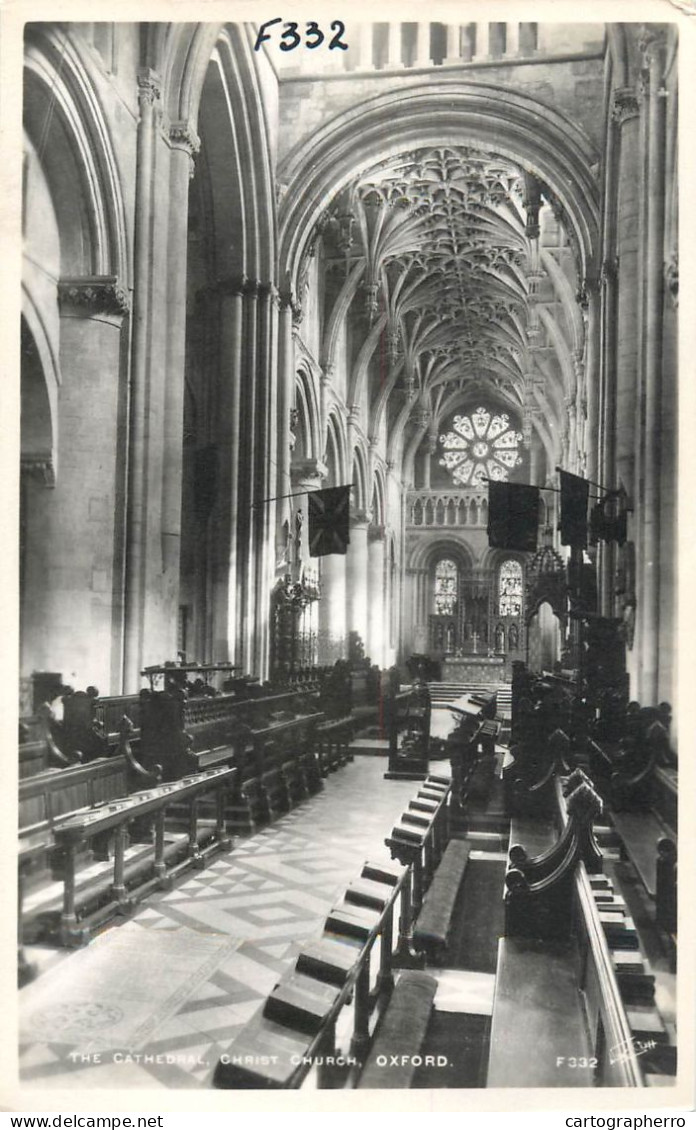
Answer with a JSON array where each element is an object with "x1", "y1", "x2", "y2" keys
[
  {"x1": 434, "y1": 558, "x2": 458, "y2": 616},
  {"x1": 499, "y1": 559, "x2": 523, "y2": 617},
  {"x1": 439, "y1": 407, "x2": 523, "y2": 487}
]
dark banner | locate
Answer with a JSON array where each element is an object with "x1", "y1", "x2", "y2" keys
[
  {"x1": 559, "y1": 470, "x2": 589, "y2": 548},
  {"x1": 487, "y1": 481, "x2": 540, "y2": 552},
  {"x1": 308, "y1": 486, "x2": 351, "y2": 557}
]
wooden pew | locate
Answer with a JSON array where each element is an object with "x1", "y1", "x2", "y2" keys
[
  {"x1": 489, "y1": 771, "x2": 661, "y2": 1088},
  {"x1": 19, "y1": 703, "x2": 82, "y2": 776},
  {"x1": 60, "y1": 688, "x2": 142, "y2": 762},
  {"x1": 24, "y1": 766, "x2": 237, "y2": 948},
  {"x1": 19, "y1": 718, "x2": 161, "y2": 870},
  {"x1": 591, "y1": 715, "x2": 677, "y2": 939},
  {"x1": 384, "y1": 677, "x2": 431, "y2": 781}
]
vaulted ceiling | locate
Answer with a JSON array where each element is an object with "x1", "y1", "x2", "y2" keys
[{"x1": 318, "y1": 143, "x2": 584, "y2": 477}]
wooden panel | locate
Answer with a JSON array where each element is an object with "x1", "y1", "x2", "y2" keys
[{"x1": 18, "y1": 793, "x2": 47, "y2": 831}]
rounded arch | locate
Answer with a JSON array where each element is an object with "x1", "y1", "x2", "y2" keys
[
  {"x1": 23, "y1": 25, "x2": 128, "y2": 279},
  {"x1": 351, "y1": 442, "x2": 369, "y2": 513},
  {"x1": 20, "y1": 315, "x2": 56, "y2": 479},
  {"x1": 407, "y1": 535, "x2": 476, "y2": 573},
  {"x1": 370, "y1": 463, "x2": 387, "y2": 527},
  {"x1": 279, "y1": 82, "x2": 600, "y2": 299},
  {"x1": 294, "y1": 366, "x2": 321, "y2": 463},
  {"x1": 325, "y1": 411, "x2": 348, "y2": 488},
  {"x1": 20, "y1": 294, "x2": 60, "y2": 476}
]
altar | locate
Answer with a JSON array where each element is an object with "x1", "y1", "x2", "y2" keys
[{"x1": 441, "y1": 654, "x2": 507, "y2": 684}]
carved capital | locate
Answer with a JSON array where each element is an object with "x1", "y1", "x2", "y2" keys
[
  {"x1": 169, "y1": 121, "x2": 201, "y2": 177},
  {"x1": 639, "y1": 25, "x2": 668, "y2": 66},
  {"x1": 58, "y1": 276, "x2": 131, "y2": 318},
  {"x1": 290, "y1": 457, "x2": 328, "y2": 487},
  {"x1": 350, "y1": 510, "x2": 371, "y2": 530},
  {"x1": 278, "y1": 284, "x2": 295, "y2": 312},
  {"x1": 137, "y1": 68, "x2": 162, "y2": 107},
  {"x1": 611, "y1": 87, "x2": 640, "y2": 126}
]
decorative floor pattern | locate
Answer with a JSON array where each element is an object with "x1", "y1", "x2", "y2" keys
[{"x1": 19, "y1": 759, "x2": 418, "y2": 1090}]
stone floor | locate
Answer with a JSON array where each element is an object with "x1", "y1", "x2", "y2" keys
[{"x1": 19, "y1": 758, "x2": 418, "y2": 1091}]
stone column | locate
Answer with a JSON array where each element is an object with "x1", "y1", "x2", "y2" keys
[
  {"x1": 37, "y1": 279, "x2": 130, "y2": 691},
  {"x1": 291, "y1": 459, "x2": 328, "y2": 553},
  {"x1": 387, "y1": 23, "x2": 402, "y2": 67},
  {"x1": 346, "y1": 513, "x2": 370, "y2": 651},
  {"x1": 211, "y1": 279, "x2": 244, "y2": 664},
  {"x1": 238, "y1": 280, "x2": 259, "y2": 672},
  {"x1": 276, "y1": 296, "x2": 295, "y2": 527},
  {"x1": 415, "y1": 23, "x2": 431, "y2": 67},
  {"x1": 640, "y1": 30, "x2": 668, "y2": 703},
  {"x1": 599, "y1": 255, "x2": 619, "y2": 616},
  {"x1": 505, "y1": 22, "x2": 520, "y2": 57},
  {"x1": 367, "y1": 525, "x2": 386, "y2": 664},
  {"x1": 252, "y1": 283, "x2": 279, "y2": 680},
  {"x1": 444, "y1": 24, "x2": 460, "y2": 64},
  {"x1": 613, "y1": 89, "x2": 641, "y2": 503},
  {"x1": 319, "y1": 552, "x2": 346, "y2": 662},
  {"x1": 422, "y1": 447, "x2": 431, "y2": 489},
  {"x1": 583, "y1": 284, "x2": 601, "y2": 487},
  {"x1": 161, "y1": 122, "x2": 200, "y2": 657},
  {"x1": 123, "y1": 68, "x2": 161, "y2": 690},
  {"x1": 475, "y1": 23, "x2": 489, "y2": 59}
]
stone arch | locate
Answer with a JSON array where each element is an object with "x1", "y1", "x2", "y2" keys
[
  {"x1": 371, "y1": 463, "x2": 387, "y2": 528},
  {"x1": 408, "y1": 535, "x2": 476, "y2": 573},
  {"x1": 325, "y1": 412, "x2": 348, "y2": 488},
  {"x1": 294, "y1": 367, "x2": 321, "y2": 463},
  {"x1": 21, "y1": 287, "x2": 60, "y2": 478},
  {"x1": 351, "y1": 443, "x2": 369, "y2": 514},
  {"x1": 279, "y1": 82, "x2": 600, "y2": 302},
  {"x1": 23, "y1": 25, "x2": 128, "y2": 279}
]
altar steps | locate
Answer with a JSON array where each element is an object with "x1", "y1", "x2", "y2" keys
[{"x1": 429, "y1": 682, "x2": 512, "y2": 714}]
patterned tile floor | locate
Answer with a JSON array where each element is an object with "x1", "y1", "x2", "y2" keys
[{"x1": 19, "y1": 758, "x2": 420, "y2": 1091}]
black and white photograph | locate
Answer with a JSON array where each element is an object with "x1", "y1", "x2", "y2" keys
[{"x1": 4, "y1": 1, "x2": 694, "y2": 1112}]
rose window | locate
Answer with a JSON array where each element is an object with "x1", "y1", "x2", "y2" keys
[{"x1": 439, "y1": 407, "x2": 523, "y2": 487}]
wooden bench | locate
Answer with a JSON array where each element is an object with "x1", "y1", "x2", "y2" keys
[
  {"x1": 25, "y1": 765, "x2": 237, "y2": 947},
  {"x1": 487, "y1": 935, "x2": 594, "y2": 1087},
  {"x1": 607, "y1": 759, "x2": 677, "y2": 936},
  {"x1": 412, "y1": 839, "x2": 471, "y2": 964},
  {"x1": 61, "y1": 688, "x2": 143, "y2": 762}
]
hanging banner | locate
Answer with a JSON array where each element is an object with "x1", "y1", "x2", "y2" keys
[
  {"x1": 307, "y1": 486, "x2": 351, "y2": 557},
  {"x1": 559, "y1": 470, "x2": 590, "y2": 548},
  {"x1": 487, "y1": 481, "x2": 540, "y2": 552}
]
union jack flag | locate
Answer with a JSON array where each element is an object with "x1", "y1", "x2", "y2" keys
[{"x1": 308, "y1": 486, "x2": 351, "y2": 557}]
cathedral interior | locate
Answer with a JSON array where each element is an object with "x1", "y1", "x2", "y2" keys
[{"x1": 16, "y1": 20, "x2": 682, "y2": 1100}]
